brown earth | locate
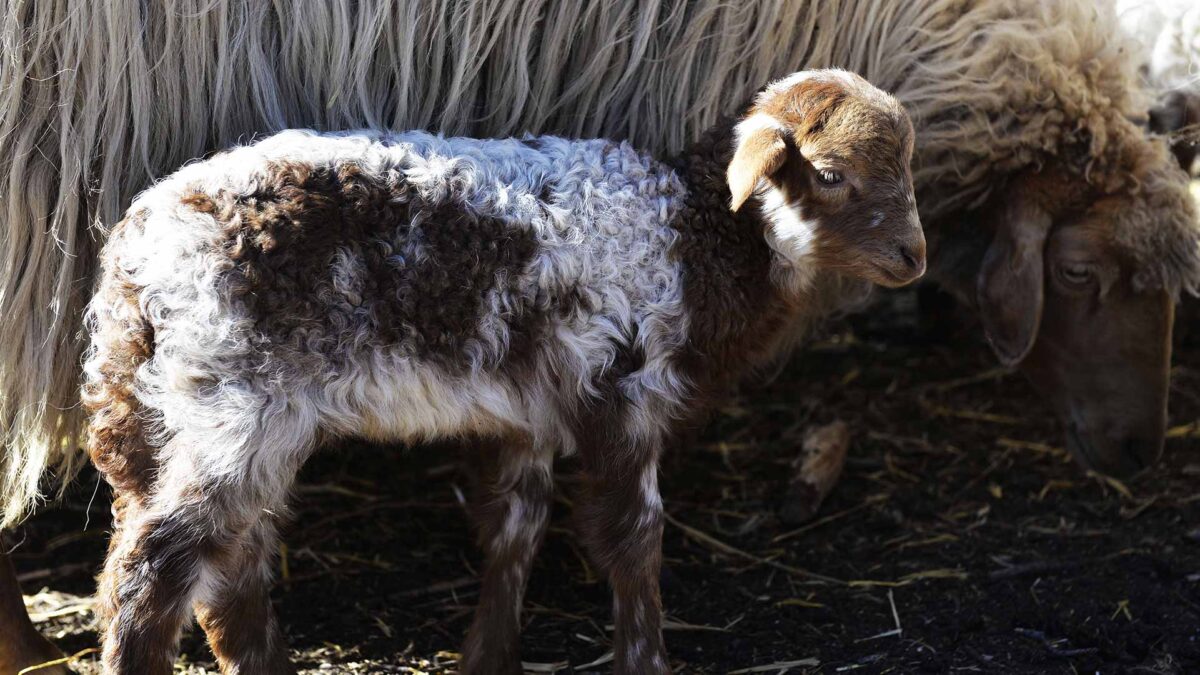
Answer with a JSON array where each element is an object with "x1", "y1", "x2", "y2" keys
[{"x1": 13, "y1": 287, "x2": 1200, "y2": 674}]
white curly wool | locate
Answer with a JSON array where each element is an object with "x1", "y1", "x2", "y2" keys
[{"x1": 86, "y1": 130, "x2": 696, "y2": 491}]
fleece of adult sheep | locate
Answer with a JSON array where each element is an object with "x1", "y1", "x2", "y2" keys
[{"x1": 81, "y1": 71, "x2": 922, "y2": 674}]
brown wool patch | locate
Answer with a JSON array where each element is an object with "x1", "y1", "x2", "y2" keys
[
  {"x1": 181, "y1": 161, "x2": 546, "y2": 373},
  {"x1": 666, "y1": 122, "x2": 789, "y2": 398},
  {"x1": 83, "y1": 210, "x2": 160, "y2": 498}
]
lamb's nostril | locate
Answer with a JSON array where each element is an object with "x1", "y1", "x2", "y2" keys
[{"x1": 899, "y1": 245, "x2": 922, "y2": 272}]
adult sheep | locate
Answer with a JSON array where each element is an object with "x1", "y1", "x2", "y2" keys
[{"x1": 0, "y1": 0, "x2": 1196, "y2": 670}]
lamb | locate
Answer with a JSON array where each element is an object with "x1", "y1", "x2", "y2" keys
[{"x1": 81, "y1": 70, "x2": 922, "y2": 675}]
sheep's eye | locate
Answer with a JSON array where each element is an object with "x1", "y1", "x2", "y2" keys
[
  {"x1": 816, "y1": 169, "x2": 843, "y2": 186},
  {"x1": 1057, "y1": 263, "x2": 1094, "y2": 288}
]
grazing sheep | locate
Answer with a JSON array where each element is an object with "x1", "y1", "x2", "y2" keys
[{"x1": 82, "y1": 71, "x2": 922, "y2": 675}]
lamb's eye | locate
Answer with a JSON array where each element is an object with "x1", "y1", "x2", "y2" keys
[
  {"x1": 816, "y1": 169, "x2": 843, "y2": 186},
  {"x1": 1057, "y1": 263, "x2": 1094, "y2": 287}
]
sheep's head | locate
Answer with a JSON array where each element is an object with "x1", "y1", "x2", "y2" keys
[
  {"x1": 727, "y1": 70, "x2": 925, "y2": 288},
  {"x1": 935, "y1": 148, "x2": 1200, "y2": 478}
]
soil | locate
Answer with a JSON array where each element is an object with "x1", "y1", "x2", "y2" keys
[{"x1": 13, "y1": 287, "x2": 1200, "y2": 674}]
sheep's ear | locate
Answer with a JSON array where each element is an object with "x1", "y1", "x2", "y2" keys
[
  {"x1": 727, "y1": 119, "x2": 787, "y2": 212},
  {"x1": 976, "y1": 194, "x2": 1052, "y2": 366}
]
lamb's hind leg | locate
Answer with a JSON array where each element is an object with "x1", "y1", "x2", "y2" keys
[
  {"x1": 97, "y1": 491, "x2": 213, "y2": 675},
  {"x1": 194, "y1": 519, "x2": 294, "y2": 675},
  {"x1": 460, "y1": 433, "x2": 554, "y2": 675},
  {"x1": 98, "y1": 439, "x2": 305, "y2": 675}
]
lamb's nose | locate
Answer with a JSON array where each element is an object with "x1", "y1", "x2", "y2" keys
[
  {"x1": 900, "y1": 210, "x2": 926, "y2": 276},
  {"x1": 898, "y1": 241, "x2": 925, "y2": 276}
]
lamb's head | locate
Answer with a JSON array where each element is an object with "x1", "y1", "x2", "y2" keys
[{"x1": 727, "y1": 69, "x2": 925, "y2": 288}]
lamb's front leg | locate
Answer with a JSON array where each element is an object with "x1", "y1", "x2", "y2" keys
[
  {"x1": 460, "y1": 434, "x2": 554, "y2": 675},
  {"x1": 576, "y1": 428, "x2": 669, "y2": 675}
]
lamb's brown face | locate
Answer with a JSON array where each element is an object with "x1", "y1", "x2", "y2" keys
[
  {"x1": 775, "y1": 95, "x2": 924, "y2": 287},
  {"x1": 727, "y1": 70, "x2": 925, "y2": 288}
]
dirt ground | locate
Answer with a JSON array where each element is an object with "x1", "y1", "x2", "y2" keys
[{"x1": 12, "y1": 286, "x2": 1200, "y2": 674}]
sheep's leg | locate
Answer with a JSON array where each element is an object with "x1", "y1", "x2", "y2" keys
[
  {"x1": 194, "y1": 519, "x2": 294, "y2": 675},
  {"x1": 97, "y1": 493, "x2": 206, "y2": 675},
  {"x1": 98, "y1": 443, "x2": 304, "y2": 675},
  {"x1": 576, "y1": 431, "x2": 669, "y2": 675},
  {"x1": 0, "y1": 545, "x2": 69, "y2": 675},
  {"x1": 461, "y1": 434, "x2": 554, "y2": 675},
  {"x1": 99, "y1": 495, "x2": 288, "y2": 675}
]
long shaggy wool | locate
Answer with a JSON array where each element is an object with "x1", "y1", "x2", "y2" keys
[{"x1": 2, "y1": 0, "x2": 1196, "y2": 526}]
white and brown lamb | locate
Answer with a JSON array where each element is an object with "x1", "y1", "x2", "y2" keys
[{"x1": 82, "y1": 70, "x2": 923, "y2": 675}]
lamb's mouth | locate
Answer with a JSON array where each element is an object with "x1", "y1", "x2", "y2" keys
[{"x1": 870, "y1": 262, "x2": 921, "y2": 287}]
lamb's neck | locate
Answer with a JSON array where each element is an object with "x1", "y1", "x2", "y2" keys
[{"x1": 666, "y1": 120, "x2": 817, "y2": 384}]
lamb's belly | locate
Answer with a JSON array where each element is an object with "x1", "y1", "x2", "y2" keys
[{"x1": 314, "y1": 356, "x2": 528, "y2": 443}]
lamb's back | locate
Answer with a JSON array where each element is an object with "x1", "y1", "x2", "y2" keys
[{"x1": 107, "y1": 129, "x2": 689, "y2": 381}]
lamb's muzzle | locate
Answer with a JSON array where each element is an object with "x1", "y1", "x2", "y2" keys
[{"x1": 81, "y1": 69, "x2": 918, "y2": 675}]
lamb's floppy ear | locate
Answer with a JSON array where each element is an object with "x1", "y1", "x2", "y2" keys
[
  {"x1": 727, "y1": 116, "x2": 787, "y2": 212},
  {"x1": 976, "y1": 192, "x2": 1053, "y2": 366}
]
